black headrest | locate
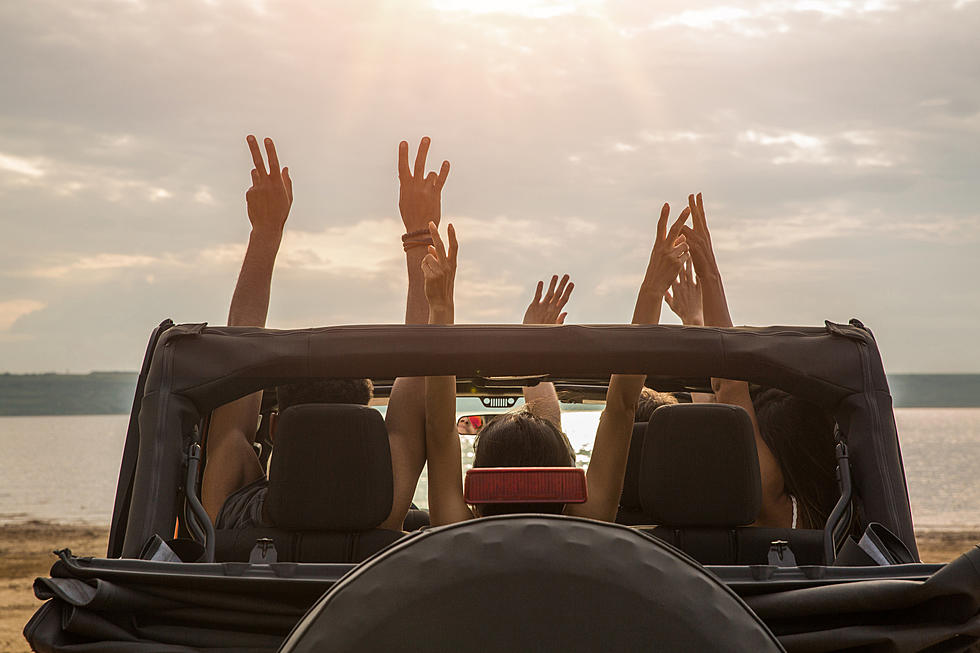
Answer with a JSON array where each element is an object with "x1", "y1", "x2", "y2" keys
[
  {"x1": 619, "y1": 422, "x2": 648, "y2": 511},
  {"x1": 265, "y1": 404, "x2": 393, "y2": 531},
  {"x1": 639, "y1": 404, "x2": 761, "y2": 527}
]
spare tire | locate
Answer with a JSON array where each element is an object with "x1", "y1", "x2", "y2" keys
[{"x1": 280, "y1": 515, "x2": 783, "y2": 652}]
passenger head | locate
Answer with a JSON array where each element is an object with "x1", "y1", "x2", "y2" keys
[
  {"x1": 470, "y1": 406, "x2": 575, "y2": 516},
  {"x1": 276, "y1": 378, "x2": 374, "y2": 411},
  {"x1": 634, "y1": 387, "x2": 679, "y2": 422},
  {"x1": 752, "y1": 388, "x2": 838, "y2": 530}
]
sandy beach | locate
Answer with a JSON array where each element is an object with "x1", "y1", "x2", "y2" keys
[{"x1": 1, "y1": 522, "x2": 976, "y2": 651}]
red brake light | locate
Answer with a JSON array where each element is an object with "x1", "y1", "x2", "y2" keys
[{"x1": 463, "y1": 467, "x2": 587, "y2": 504}]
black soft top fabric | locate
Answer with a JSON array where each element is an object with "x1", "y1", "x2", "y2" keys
[
  {"x1": 25, "y1": 546, "x2": 980, "y2": 652},
  {"x1": 120, "y1": 321, "x2": 914, "y2": 559}
]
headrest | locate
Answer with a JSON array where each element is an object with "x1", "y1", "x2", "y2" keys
[
  {"x1": 619, "y1": 422, "x2": 648, "y2": 511},
  {"x1": 639, "y1": 404, "x2": 761, "y2": 527},
  {"x1": 265, "y1": 404, "x2": 393, "y2": 531}
]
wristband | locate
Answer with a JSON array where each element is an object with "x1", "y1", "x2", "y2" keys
[
  {"x1": 403, "y1": 239, "x2": 433, "y2": 252},
  {"x1": 401, "y1": 229, "x2": 431, "y2": 242}
]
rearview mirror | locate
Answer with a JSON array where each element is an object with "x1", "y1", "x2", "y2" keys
[{"x1": 457, "y1": 414, "x2": 496, "y2": 435}]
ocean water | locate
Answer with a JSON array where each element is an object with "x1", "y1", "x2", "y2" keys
[{"x1": 0, "y1": 409, "x2": 977, "y2": 529}]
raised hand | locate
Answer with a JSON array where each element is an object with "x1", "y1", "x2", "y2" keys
[
  {"x1": 681, "y1": 192, "x2": 718, "y2": 279},
  {"x1": 422, "y1": 221, "x2": 458, "y2": 323},
  {"x1": 245, "y1": 135, "x2": 292, "y2": 237},
  {"x1": 399, "y1": 137, "x2": 450, "y2": 234},
  {"x1": 664, "y1": 258, "x2": 703, "y2": 326},
  {"x1": 641, "y1": 203, "x2": 691, "y2": 295},
  {"x1": 523, "y1": 274, "x2": 574, "y2": 325}
]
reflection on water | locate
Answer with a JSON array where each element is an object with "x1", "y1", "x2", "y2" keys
[
  {"x1": 0, "y1": 415, "x2": 128, "y2": 524},
  {"x1": 0, "y1": 409, "x2": 977, "y2": 528}
]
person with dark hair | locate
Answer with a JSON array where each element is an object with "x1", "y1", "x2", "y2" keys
[
  {"x1": 201, "y1": 135, "x2": 297, "y2": 525},
  {"x1": 276, "y1": 379, "x2": 374, "y2": 411},
  {"x1": 201, "y1": 136, "x2": 451, "y2": 532},
  {"x1": 421, "y1": 199, "x2": 691, "y2": 525},
  {"x1": 673, "y1": 192, "x2": 835, "y2": 529},
  {"x1": 752, "y1": 388, "x2": 838, "y2": 529}
]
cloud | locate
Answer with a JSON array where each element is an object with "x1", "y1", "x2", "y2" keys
[
  {"x1": 0, "y1": 299, "x2": 46, "y2": 331},
  {"x1": 647, "y1": 0, "x2": 915, "y2": 36},
  {"x1": 0, "y1": 152, "x2": 45, "y2": 178}
]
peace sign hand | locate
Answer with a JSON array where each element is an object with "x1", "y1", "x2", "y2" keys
[
  {"x1": 399, "y1": 137, "x2": 450, "y2": 234},
  {"x1": 245, "y1": 135, "x2": 292, "y2": 238},
  {"x1": 422, "y1": 221, "x2": 459, "y2": 323}
]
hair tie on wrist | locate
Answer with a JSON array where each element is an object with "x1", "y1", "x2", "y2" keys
[
  {"x1": 403, "y1": 239, "x2": 433, "y2": 252},
  {"x1": 402, "y1": 228, "x2": 431, "y2": 242}
]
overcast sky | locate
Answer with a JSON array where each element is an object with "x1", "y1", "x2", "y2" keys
[{"x1": 1, "y1": 0, "x2": 978, "y2": 374}]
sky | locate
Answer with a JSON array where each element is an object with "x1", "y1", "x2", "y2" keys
[{"x1": 0, "y1": 0, "x2": 978, "y2": 374}]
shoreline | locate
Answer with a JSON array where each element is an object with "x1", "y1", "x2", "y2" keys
[{"x1": 1, "y1": 521, "x2": 977, "y2": 651}]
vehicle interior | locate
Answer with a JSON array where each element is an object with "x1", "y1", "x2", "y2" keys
[{"x1": 197, "y1": 377, "x2": 841, "y2": 568}]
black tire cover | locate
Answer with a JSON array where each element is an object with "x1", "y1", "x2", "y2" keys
[{"x1": 279, "y1": 515, "x2": 783, "y2": 653}]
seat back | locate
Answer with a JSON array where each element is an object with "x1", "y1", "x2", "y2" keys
[
  {"x1": 627, "y1": 404, "x2": 823, "y2": 565},
  {"x1": 215, "y1": 403, "x2": 400, "y2": 563},
  {"x1": 640, "y1": 403, "x2": 761, "y2": 526}
]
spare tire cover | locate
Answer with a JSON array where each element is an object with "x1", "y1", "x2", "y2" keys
[{"x1": 280, "y1": 515, "x2": 783, "y2": 653}]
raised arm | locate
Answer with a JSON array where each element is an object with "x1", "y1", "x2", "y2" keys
[
  {"x1": 421, "y1": 222, "x2": 473, "y2": 526},
  {"x1": 521, "y1": 274, "x2": 574, "y2": 429},
  {"x1": 380, "y1": 138, "x2": 451, "y2": 530},
  {"x1": 203, "y1": 136, "x2": 292, "y2": 522},
  {"x1": 566, "y1": 204, "x2": 689, "y2": 521},
  {"x1": 682, "y1": 192, "x2": 789, "y2": 527}
]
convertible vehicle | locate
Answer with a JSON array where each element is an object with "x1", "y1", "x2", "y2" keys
[{"x1": 24, "y1": 319, "x2": 980, "y2": 652}]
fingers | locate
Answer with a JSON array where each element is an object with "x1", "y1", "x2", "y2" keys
[
  {"x1": 667, "y1": 206, "x2": 691, "y2": 243},
  {"x1": 664, "y1": 289, "x2": 675, "y2": 308},
  {"x1": 557, "y1": 312, "x2": 567, "y2": 324},
  {"x1": 532, "y1": 280, "x2": 544, "y2": 304},
  {"x1": 447, "y1": 223, "x2": 458, "y2": 266},
  {"x1": 425, "y1": 171, "x2": 438, "y2": 187},
  {"x1": 689, "y1": 192, "x2": 708, "y2": 231},
  {"x1": 398, "y1": 141, "x2": 411, "y2": 181},
  {"x1": 436, "y1": 160, "x2": 450, "y2": 189},
  {"x1": 544, "y1": 275, "x2": 558, "y2": 302},
  {"x1": 413, "y1": 137, "x2": 430, "y2": 180},
  {"x1": 250, "y1": 169, "x2": 259, "y2": 188},
  {"x1": 264, "y1": 138, "x2": 280, "y2": 177},
  {"x1": 428, "y1": 221, "x2": 447, "y2": 262},
  {"x1": 556, "y1": 280, "x2": 574, "y2": 310},
  {"x1": 282, "y1": 167, "x2": 292, "y2": 200},
  {"x1": 247, "y1": 135, "x2": 267, "y2": 177},
  {"x1": 421, "y1": 252, "x2": 439, "y2": 279},
  {"x1": 684, "y1": 257, "x2": 693, "y2": 282},
  {"x1": 656, "y1": 203, "x2": 670, "y2": 243},
  {"x1": 554, "y1": 274, "x2": 570, "y2": 303}
]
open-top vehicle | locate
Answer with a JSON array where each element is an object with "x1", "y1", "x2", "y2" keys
[{"x1": 25, "y1": 319, "x2": 980, "y2": 652}]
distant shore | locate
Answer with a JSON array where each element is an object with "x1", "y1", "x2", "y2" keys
[
  {"x1": 0, "y1": 520, "x2": 976, "y2": 650},
  {"x1": 3, "y1": 373, "x2": 980, "y2": 415}
]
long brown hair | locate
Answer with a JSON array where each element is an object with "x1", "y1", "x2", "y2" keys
[{"x1": 752, "y1": 388, "x2": 838, "y2": 530}]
